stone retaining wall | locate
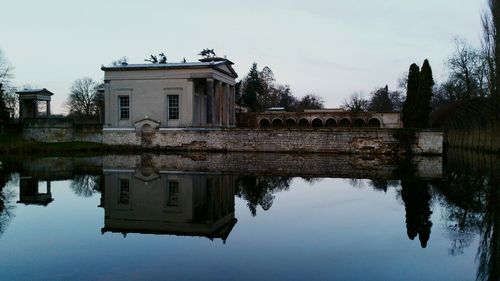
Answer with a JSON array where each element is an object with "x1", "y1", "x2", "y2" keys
[
  {"x1": 103, "y1": 128, "x2": 443, "y2": 155},
  {"x1": 23, "y1": 118, "x2": 102, "y2": 143},
  {"x1": 441, "y1": 98, "x2": 500, "y2": 153}
]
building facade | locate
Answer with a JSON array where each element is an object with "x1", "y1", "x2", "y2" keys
[{"x1": 101, "y1": 59, "x2": 238, "y2": 134}]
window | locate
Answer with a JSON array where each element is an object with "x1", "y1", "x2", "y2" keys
[
  {"x1": 167, "y1": 95, "x2": 179, "y2": 120},
  {"x1": 166, "y1": 181, "x2": 179, "y2": 207},
  {"x1": 119, "y1": 179, "x2": 129, "y2": 205},
  {"x1": 119, "y1": 96, "x2": 130, "y2": 120}
]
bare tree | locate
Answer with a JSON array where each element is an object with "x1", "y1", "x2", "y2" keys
[
  {"x1": 447, "y1": 38, "x2": 487, "y2": 99},
  {"x1": 342, "y1": 92, "x2": 368, "y2": 112},
  {"x1": 0, "y1": 50, "x2": 17, "y2": 119},
  {"x1": 0, "y1": 49, "x2": 14, "y2": 87},
  {"x1": 66, "y1": 77, "x2": 102, "y2": 117},
  {"x1": 297, "y1": 94, "x2": 324, "y2": 111},
  {"x1": 482, "y1": 0, "x2": 498, "y2": 98}
]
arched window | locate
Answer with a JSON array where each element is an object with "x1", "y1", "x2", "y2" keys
[
  {"x1": 312, "y1": 118, "x2": 323, "y2": 128},
  {"x1": 298, "y1": 118, "x2": 310, "y2": 127},
  {"x1": 272, "y1": 118, "x2": 284, "y2": 127},
  {"x1": 325, "y1": 118, "x2": 337, "y2": 127},
  {"x1": 354, "y1": 118, "x2": 366, "y2": 127},
  {"x1": 339, "y1": 118, "x2": 351, "y2": 127},
  {"x1": 259, "y1": 119, "x2": 270, "y2": 128},
  {"x1": 286, "y1": 118, "x2": 297, "y2": 127},
  {"x1": 368, "y1": 118, "x2": 382, "y2": 128}
]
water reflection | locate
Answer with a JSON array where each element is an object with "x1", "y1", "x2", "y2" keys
[
  {"x1": 18, "y1": 178, "x2": 53, "y2": 206},
  {"x1": 436, "y1": 150, "x2": 500, "y2": 281},
  {"x1": 0, "y1": 166, "x2": 15, "y2": 238},
  {"x1": 0, "y1": 152, "x2": 498, "y2": 280},
  {"x1": 101, "y1": 167, "x2": 237, "y2": 241},
  {"x1": 236, "y1": 176, "x2": 291, "y2": 216}
]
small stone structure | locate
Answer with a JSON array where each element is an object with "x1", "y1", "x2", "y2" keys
[{"x1": 16, "y1": 88, "x2": 53, "y2": 119}]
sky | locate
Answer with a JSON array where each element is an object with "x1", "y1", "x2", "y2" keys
[{"x1": 0, "y1": 0, "x2": 488, "y2": 114}]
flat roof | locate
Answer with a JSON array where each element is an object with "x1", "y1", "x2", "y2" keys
[
  {"x1": 16, "y1": 88, "x2": 54, "y2": 96},
  {"x1": 101, "y1": 59, "x2": 238, "y2": 78}
]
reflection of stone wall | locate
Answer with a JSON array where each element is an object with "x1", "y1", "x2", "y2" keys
[
  {"x1": 103, "y1": 153, "x2": 443, "y2": 180},
  {"x1": 103, "y1": 129, "x2": 443, "y2": 155},
  {"x1": 21, "y1": 157, "x2": 103, "y2": 180}
]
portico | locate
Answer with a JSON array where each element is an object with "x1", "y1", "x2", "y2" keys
[{"x1": 16, "y1": 88, "x2": 53, "y2": 120}]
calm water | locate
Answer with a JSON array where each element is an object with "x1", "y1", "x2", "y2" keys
[{"x1": 0, "y1": 152, "x2": 498, "y2": 281}]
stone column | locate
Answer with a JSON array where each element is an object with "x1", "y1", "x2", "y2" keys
[
  {"x1": 19, "y1": 99, "x2": 24, "y2": 119},
  {"x1": 229, "y1": 85, "x2": 235, "y2": 126},
  {"x1": 46, "y1": 101, "x2": 51, "y2": 117},
  {"x1": 224, "y1": 83, "x2": 229, "y2": 126},
  {"x1": 214, "y1": 80, "x2": 221, "y2": 126},
  {"x1": 206, "y1": 79, "x2": 214, "y2": 125},
  {"x1": 33, "y1": 100, "x2": 39, "y2": 118}
]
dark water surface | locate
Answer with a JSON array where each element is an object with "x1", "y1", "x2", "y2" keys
[{"x1": 0, "y1": 152, "x2": 498, "y2": 281}]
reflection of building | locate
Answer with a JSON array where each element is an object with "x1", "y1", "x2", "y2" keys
[
  {"x1": 101, "y1": 168, "x2": 237, "y2": 242},
  {"x1": 17, "y1": 177, "x2": 53, "y2": 206}
]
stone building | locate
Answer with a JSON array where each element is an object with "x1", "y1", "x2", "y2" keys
[
  {"x1": 16, "y1": 88, "x2": 53, "y2": 120},
  {"x1": 101, "y1": 58, "x2": 238, "y2": 135}
]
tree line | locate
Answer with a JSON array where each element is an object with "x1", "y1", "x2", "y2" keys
[
  {"x1": 341, "y1": 1, "x2": 500, "y2": 129},
  {"x1": 237, "y1": 63, "x2": 324, "y2": 112}
]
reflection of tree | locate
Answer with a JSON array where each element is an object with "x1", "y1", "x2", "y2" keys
[
  {"x1": 401, "y1": 179, "x2": 433, "y2": 248},
  {"x1": 347, "y1": 178, "x2": 365, "y2": 189},
  {"x1": 434, "y1": 150, "x2": 500, "y2": 281},
  {"x1": 475, "y1": 174, "x2": 500, "y2": 281},
  {"x1": 236, "y1": 176, "x2": 292, "y2": 216},
  {"x1": 0, "y1": 170, "x2": 15, "y2": 238},
  {"x1": 369, "y1": 180, "x2": 400, "y2": 193},
  {"x1": 433, "y1": 171, "x2": 485, "y2": 256},
  {"x1": 70, "y1": 175, "x2": 101, "y2": 198},
  {"x1": 396, "y1": 159, "x2": 433, "y2": 248},
  {"x1": 302, "y1": 177, "x2": 323, "y2": 185}
]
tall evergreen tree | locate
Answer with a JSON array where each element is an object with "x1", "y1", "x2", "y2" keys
[
  {"x1": 415, "y1": 59, "x2": 434, "y2": 128},
  {"x1": 241, "y1": 63, "x2": 263, "y2": 112},
  {"x1": 0, "y1": 83, "x2": 10, "y2": 126},
  {"x1": 402, "y1": 63, "x2": 420, "y2": 127}
]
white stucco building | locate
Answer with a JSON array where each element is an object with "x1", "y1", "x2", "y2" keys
[{"x1": 101, "y1": 58, "x2": 238, "y2": 134}]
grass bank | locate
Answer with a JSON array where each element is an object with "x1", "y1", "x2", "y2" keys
[{"x1": 0, "y1": 133, "x2": 110, "y2": 155}]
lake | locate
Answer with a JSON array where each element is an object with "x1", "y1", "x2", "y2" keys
[{"x1": 0, "y1": 151, "x2": 497, "y2": 281}]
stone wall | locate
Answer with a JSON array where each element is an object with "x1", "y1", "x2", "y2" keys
[
  {"x1": 103, "y1": 128, "x2": 443, "y2": 155},
  {"x1": 441, "y1": 97, "x2": 500, "y2": 153},
  {"x1": 23, "y1": 118, "x2": 102, "y2": 143}
]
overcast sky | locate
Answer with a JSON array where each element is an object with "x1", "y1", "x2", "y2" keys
[{"x1": 0, "y1": 0, "x2": 487, "y2": 113}]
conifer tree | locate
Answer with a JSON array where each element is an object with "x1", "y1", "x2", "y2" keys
[
  {"x1": 241, "y1": 63, "x2": 263, "y2": 112},
  {"x1": 415, "y1": 59, "x2": 434, "y2": 128},
  {"x1": 402, "y1": 63, "x2": 420, "y2": 127}
]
